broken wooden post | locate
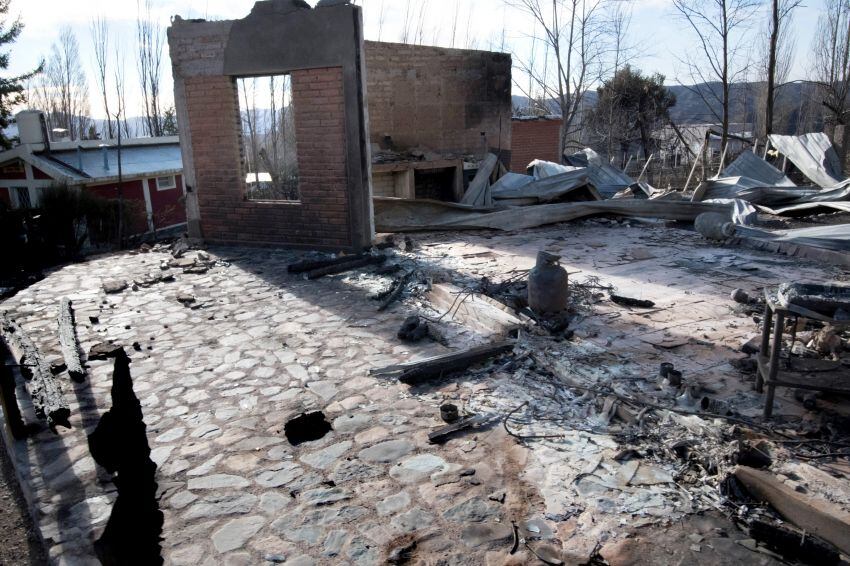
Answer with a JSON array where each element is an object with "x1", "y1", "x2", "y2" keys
[
  {"x1": 371, "y1": 341, "x2": 515, "y2": 386},
  {"x1": 716, "y1": 142, "x2": 729, "y2": 175},
  {"x1": 637, "y1": 153, "x2": 654, "y2": 183},
  {"x1": 58, "y1": 297, "x2": 86, "y2": 382},
  {"x1": 0, "y1": 315, "x2": 70, "y2": 429},
  {"x1": 733, "y1": 466, "x2": 850, "y2": 556}
]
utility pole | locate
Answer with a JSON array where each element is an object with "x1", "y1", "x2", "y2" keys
[{"x1": 113, "y1": 110, "x2": 124, "y2": 247}]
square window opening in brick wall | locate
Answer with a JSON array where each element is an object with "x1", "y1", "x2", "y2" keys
[{"x1": 237, "y1": 74, "x2": 300, "y2": 202}]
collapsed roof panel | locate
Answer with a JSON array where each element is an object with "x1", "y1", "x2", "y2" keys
[
  {"x1": 373, "y1": 196, "x2": 731, "y2": 232},
  {"x1": 491, "y1": 169, "x2": 599, "y2": 204},
  {"x1": 736, "y1": 223, "x2": 850, "y2": 252},
  {"x1": 720, "y1": 151, "x2": 795, "y2": 187},
  {"x1": 695, "y1": 176, "x2": 820, "y2": 205},
  {"x1": 563, "y1": 148, "x2": 635, "y2": 198}
]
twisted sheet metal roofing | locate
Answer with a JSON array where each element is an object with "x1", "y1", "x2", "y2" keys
[{"x1": 768, "y1": 133, "x2": 846, "y2": 188}]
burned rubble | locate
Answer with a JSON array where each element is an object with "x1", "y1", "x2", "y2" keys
[
  {"x1": 1, "y1": 1, "x2": 850, "y2": 565},
  {"x1": 3, "y1": 210, "x2": 850, "y2": 564}
]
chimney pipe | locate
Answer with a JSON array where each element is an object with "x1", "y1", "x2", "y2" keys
[
  {"x1": 100, "y1": 145, "x2": 109, "y2": 171},
  {"x1": 76, "y1": 146, "x2": 83, "y2": 171},
  {"x1": 39, "y1": 112, "x2": 51, "y2": 153}
]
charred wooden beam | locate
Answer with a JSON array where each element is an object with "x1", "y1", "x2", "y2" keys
[
  {"x1": 58, "y1": 298, "x2": 86, "y2": 382},
  {"x1": 610, "y1": 295, "x2": 656, "y2": 309},
  {"x1": 378, "y1": 271, "x2": 413, "y2": 312},
  {"x1": 0, "y1": 353, "x2": 27, "y2": 440},
  {"x1": 749, "y1": 519, "x2": 840, "y2": 565},
  {"x1": 371, "y1": 341, "x2": 515, "y2": 386},
  {"x1": 428, "y1": 413, "x2": 491, "y2": 444},
  {"x1": 0, "y1": 315, "x2": 70, "y2": 429},
  {"x1": 288, "y1": 253, "x2": 371, "y2": 274},
  {"x1": 734, "y1": 466, "x2": 850, "y2": 556},
  {"x1": 306, "y1": 255, "x2": 386, "y2": 280}
]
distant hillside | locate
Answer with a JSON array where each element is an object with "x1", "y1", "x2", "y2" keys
[{"x1": 512, "y1": 81, "x2": 823, "y2": 132}]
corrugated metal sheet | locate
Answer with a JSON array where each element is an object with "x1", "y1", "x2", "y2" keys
[
  {"x1": 720, "y1": 151, "x2": 794, "y2": 186},
  {"x1": 696, "y1": 176, "x2": 819, "y2": 205},
  {"x1": 768, "y1": 133, "x2": 845, "y2": 188},
  {"x1": 564, "y1": 148, "x2": 634, "y2": 198},
  {"x1": 736, "y1": 223, "x2": 850, "y2": 252}
]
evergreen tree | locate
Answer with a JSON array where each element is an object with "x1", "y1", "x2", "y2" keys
[
  {"x1": 0, "y1": 0, "x2": 41, "y2": 149},
  {"x1": 162, "y1": 106, "x2": 178, "y2": 136},
  {"x1": 590, "y1": 66, "x2": 676, "y2": 161}
]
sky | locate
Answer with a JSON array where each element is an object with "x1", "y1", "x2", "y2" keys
[{"x1": 5, "y1": 0, "x2": 830, "y2": 120}]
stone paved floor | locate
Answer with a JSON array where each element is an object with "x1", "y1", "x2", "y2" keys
[{"x1": 0, "y1": 220, "x2": 846, "y2": 565}]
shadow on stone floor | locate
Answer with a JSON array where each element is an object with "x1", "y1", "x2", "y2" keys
[{"x1": 88, "y1": 349, "x2": 163, "y2": 565}]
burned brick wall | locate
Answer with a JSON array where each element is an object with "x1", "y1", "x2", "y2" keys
[
  {"x1": 510, "y1": 117, "x2": 563, "y2": 173},
  {"x1": 168, "y1": 1, "x2": 373, "y2": 251},
  {"x1": 364, "y1": 41, "x2": 512, "y2": 157}
]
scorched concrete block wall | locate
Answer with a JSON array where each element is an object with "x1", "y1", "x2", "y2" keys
[
  {"x1": 364, "y1": 41, "x2": 512, "y2": 157},
  {"x1": 168, "y1": 0, "x2": 374, "y2": 251}
]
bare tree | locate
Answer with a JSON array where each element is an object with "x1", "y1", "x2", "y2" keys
[
  {"x1": 90, "y1": 17, "x2": 113, "y2": 139},
  {"x1": 600, "y1": 1, "x2": 633, "y2": 158},
  {"x1": 672, "y1": 0, "x2": 762, "y2": 151},
  {"x1": 136, "y1": 0, "x2": 165, "y2": 137},
  {"x1": 32, "y1": 26, "x2": 91, "y2": 140},
  {"x1": 761, "y1": 0, "x2": 801, "y2": 136},
  {"x1": 465, "y1": 2, "x2": 475, "y2": 49},
  {"x1": 377, "y1": 0, "x2": 386, "y2": 42},
  {"x1": 239, "y1": 78, "x2": 260, "y2": 185},
  {"x1": 414, "y1": 1, "x2": 428, "y2": 45},
  {"x1": 114, "y1": 46, "x2": 132, "y2": 138},
  {"x1": 450, "y1": 0, "x2": 460, "y2": 47},
  {"x1": 812, "y1": 0, "x2": 850, "y2": 162},
  {"x1": 400, "y1": 0, "x2": 413, "y2": 44},
  {"x1": 257, "y1": 75, "x2": 299, "y2": 200},
  {"x1": 507, "y1": 0, "x2": 610, "y2": 155}
]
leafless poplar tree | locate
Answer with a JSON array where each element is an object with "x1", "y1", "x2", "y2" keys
[
  {"x1": 400, "y1": 0, "x2": 413, "y2": 44},
  {"x1": 414, "y1": 1, "x2": 428, "y2": 45},
  {"x1": 239, "y1": 78, "x2": 260, "y2": 184},
  {"x1": 761, "y1": 0, "x2": 801, "y2": 136},
  {"x1": 258, "y1": 75, "x2": 298, "y2": 199},
  {"x1": 450, "y1": 0, "x2": 460, "y2": 47},
  {"x1": 600, "y1": 2, "x2": 634, "y2": 159},
  {"x1": 32, "y1": 26, "x2": 91, "y2": 140},
  {"x1": 114, "y1": 46, "x2": 132, "y2": 138},
  {"x1": 507, "y1": 0, "x2": 610, "y2": 155},
  {"x1": 812, "y1": 0, "x2": 850, "y2": 161},
  {"x1": 465, "y1": 3, "x2": 475, "y2": 49},
  {"x1": 377, "y1": 0, "x2": 386, "y2": 42},
  {"x1": 90, "y1": 17, "x2": 113, "y2": 139},
  {"x1": 672, "y1": 0, "x2": 762, "y2": 151},
  {"x1": 136, "y1": 0, "x2": 165, "y2": 137}
]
